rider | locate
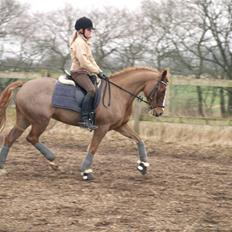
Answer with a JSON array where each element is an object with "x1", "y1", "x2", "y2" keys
[{"x1": 70, "y1": 16, "x2": 107, "y2": 130}]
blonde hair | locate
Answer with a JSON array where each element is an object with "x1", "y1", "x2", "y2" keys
[{"x1": 70, "y1": 31, "x2": 78, "y2": 45}]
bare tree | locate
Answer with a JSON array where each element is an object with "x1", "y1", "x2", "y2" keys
[
  {"x1": 0, "y1": 0, "x2": 27, "y2": 38},
  {"x1": 162, "y1": 0, "x2": 208, "y2": 116},
  {"x1": 196, "y1": 0, "x2": 232, "y2": 116},
  {"x1": 114, "y1": 12, "x2": 149, "y2": 68},
  {"x1": 90, "y1": 8, "x2": 132, "y2": 72},
  {"x1": 28, "y1": 4, "x2": 80, "y2": 71},
  {"x1": 0, "y1": 0, "x2": 28, "y2": 67},
  {"x1": 141, "y1": 0, "x2": 178, "y2": 69},
  {"x1": 141, "y1": 0, "x2": 232, "y2": 117}
]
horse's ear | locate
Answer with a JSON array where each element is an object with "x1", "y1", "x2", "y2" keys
[{"x1": 161, "y1": 70, "x2": 168, "y2": 81}]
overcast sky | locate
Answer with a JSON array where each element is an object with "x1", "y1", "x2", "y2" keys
[{"x1": 19, "y1": 0, "x2": 143, "y2": 12}]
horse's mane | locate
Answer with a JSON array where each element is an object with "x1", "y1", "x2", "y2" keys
[{"x1": 110, "y1": 67, "x2": 160, "y2": 78}]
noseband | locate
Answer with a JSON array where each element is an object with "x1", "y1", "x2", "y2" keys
[{"x1": 147, "y1": 80, "x2": 168, "y2": 109}]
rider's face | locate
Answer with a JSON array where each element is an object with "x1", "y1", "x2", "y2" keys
[{"x1": 84, "y1": 28, "x2": 93, "y2": 39}]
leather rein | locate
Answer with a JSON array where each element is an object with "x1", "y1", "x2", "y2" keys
[{"x1": 101, "y1": 78, "x2": 168, "y2": 109}]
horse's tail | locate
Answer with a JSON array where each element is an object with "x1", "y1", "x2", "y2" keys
[{"x1": 0, "y1": 81, "x2": 24, "y2": 132}]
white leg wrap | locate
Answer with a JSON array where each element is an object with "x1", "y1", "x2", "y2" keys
[
  {"x1": 81, "y1": 169, "x2": 93, "y2": 180},
  {"x1": 80, "y1": 153, "x2": 94, "y2": 172},
  {"x1": 137, "y1": 141, "x2": 148, "y2": 162},
  {"x1": 81, "y1": 168, "x2": 93, "y2": 175},
  {"x1": 137, "y1": 160, "x2": 150, "y2": 167}
]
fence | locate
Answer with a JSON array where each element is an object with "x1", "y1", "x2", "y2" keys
[
  {"x1": 1, "y1": 71, "x2": 232, "y2": 126},
  {"x1": 134, "y1": 75, "x2": 232, "y2": 127},
  {"x1": 166, "y1": 76, "x2": 232, "y2": 122}
]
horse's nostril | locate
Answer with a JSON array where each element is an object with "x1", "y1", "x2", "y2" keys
[{"x1": 155, "y1": 112, "x2": 163, "y2": 117}]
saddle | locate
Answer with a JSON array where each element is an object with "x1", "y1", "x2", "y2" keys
[
  {"x1": 51, "y1": 71, "x2": 102, "y2": 113},
  {"x1": 62, "y1": 70, "x2": 100, "y2": 87}
]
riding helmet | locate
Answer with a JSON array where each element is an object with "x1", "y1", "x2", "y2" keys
[{"x1": 75, "y1": 17, "x2": 95, "y2": 31}]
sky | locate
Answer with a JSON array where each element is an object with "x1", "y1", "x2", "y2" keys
[{"x1": 19, "y1": 0, "x2": 143, "y2": 12}]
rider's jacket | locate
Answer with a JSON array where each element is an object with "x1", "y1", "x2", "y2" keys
[{"x1": 70, "y1": 32, "x2": 102, "y2": 74}]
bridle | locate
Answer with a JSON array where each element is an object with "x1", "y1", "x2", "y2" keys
[
  {"x1": 146, "y1": 80, "x2": 168, "y2": 109},
  {"x1": 102, "y1": 78, "x2": 168, "y2": 109}
]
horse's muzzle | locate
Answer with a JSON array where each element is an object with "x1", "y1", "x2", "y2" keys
[{"x1": 152, "y1": 107, "x2": 164, "y2": 117}]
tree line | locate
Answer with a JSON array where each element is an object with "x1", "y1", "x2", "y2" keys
[{"x1": 0, "y1": 0, "x2": 232, "y2": 116}]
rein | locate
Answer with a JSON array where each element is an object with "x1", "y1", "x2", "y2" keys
[{"x1": 101, "y1": 78, "x2": 167, "y2": 108}]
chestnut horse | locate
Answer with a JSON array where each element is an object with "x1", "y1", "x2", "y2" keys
[{"x1": 0, "y1": 67, "x2": 169, "y2": 180}]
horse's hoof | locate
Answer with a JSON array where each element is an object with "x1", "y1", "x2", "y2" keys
[
  {"x1": 81, "y1": 171, "x2": 94, "y2": 181},
  {"x1": 48, "y1": 161, "x2": 60, "y2": 171},
  {"x1": 0, "y1": 169, "x2": 7, "y2": 176},
  {"x1": 137, "y1": 161, "x2": 149, "y2": 175}
]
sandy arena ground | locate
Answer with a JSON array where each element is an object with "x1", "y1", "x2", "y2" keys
[{"x1": 0, "y1": 123, "x2": 231, "y2": 232}]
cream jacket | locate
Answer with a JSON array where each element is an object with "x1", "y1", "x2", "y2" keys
[{"x1": 70, "y1": 33, "x2": 102, "y2": 74}]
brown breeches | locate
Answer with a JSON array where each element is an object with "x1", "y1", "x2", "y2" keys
[{"x1": 71, "y1": 72, "x2": 96, "y2": 96}]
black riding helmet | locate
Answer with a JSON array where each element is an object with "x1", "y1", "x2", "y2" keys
[{"x1": 75, "y1": 17, "x2": 95, "y2": 31}]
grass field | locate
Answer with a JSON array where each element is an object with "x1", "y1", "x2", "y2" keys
[
  {"x1": 1, "y1": 108, "x2": 232, "y2": 147},
  {"x1": 170, "y1": 85, "x2": 227, "y2": 117}
]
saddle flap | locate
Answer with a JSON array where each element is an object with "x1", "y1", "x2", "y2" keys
[{"x1": 52, "y1": 81, "x2": 102, "y2": 113}]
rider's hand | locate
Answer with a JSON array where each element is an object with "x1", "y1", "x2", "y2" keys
[{"x1": 98, "y1": 72, "x2": 108, "y2": 80}]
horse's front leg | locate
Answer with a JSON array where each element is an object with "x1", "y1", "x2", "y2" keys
[
  {"x1": 115, "y1": 124, "x2": 149, "y2": 175},
  {"x1": 80, "y1": 126, "x2": 108, "y2": 181}
]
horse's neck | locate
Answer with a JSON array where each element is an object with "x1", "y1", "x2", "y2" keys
[
  {"x1": 106, "y1": 71, "x2": 156, "y2": 111},
  {"x1": 111, "y1": 71, "x2": 154, "y2": 95}
]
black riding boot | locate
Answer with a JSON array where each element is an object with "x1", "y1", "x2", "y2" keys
[{"x1": 80, "y1": 93, "x2": 97, "y2": 130}]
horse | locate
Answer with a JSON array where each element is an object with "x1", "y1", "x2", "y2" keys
[{"x1": 0, "y1": 67, "x2": 169, "y2": 180}]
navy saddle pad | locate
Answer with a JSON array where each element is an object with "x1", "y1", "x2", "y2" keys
[{"x1": 52, "y1": 82, "x2": 101, "y2": 112}]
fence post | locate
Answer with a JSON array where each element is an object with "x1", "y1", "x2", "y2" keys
[{"x1": 167, "y1": 77, "x2": 173, "y2": 115}]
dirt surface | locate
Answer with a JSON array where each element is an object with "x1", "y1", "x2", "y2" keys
[{"x1": 0, "y1": 125, "x2": 232, "y2": 232}]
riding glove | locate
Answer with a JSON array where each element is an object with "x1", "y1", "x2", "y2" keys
[{"x1": 98, "y1": 72, "x2": 108, "y2": 80}]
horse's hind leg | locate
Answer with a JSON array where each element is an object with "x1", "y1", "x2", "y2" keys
[
  {"x1": 0, "y1": 111, "x2": 30, "y2": 169},
  {"x1": 26, "y1": 121, "x2": 56, "y2": 164}
]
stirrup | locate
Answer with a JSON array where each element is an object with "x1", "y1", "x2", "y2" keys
[{"x1": 79, "y1": 120, "x2": 98, "y2": 130}]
